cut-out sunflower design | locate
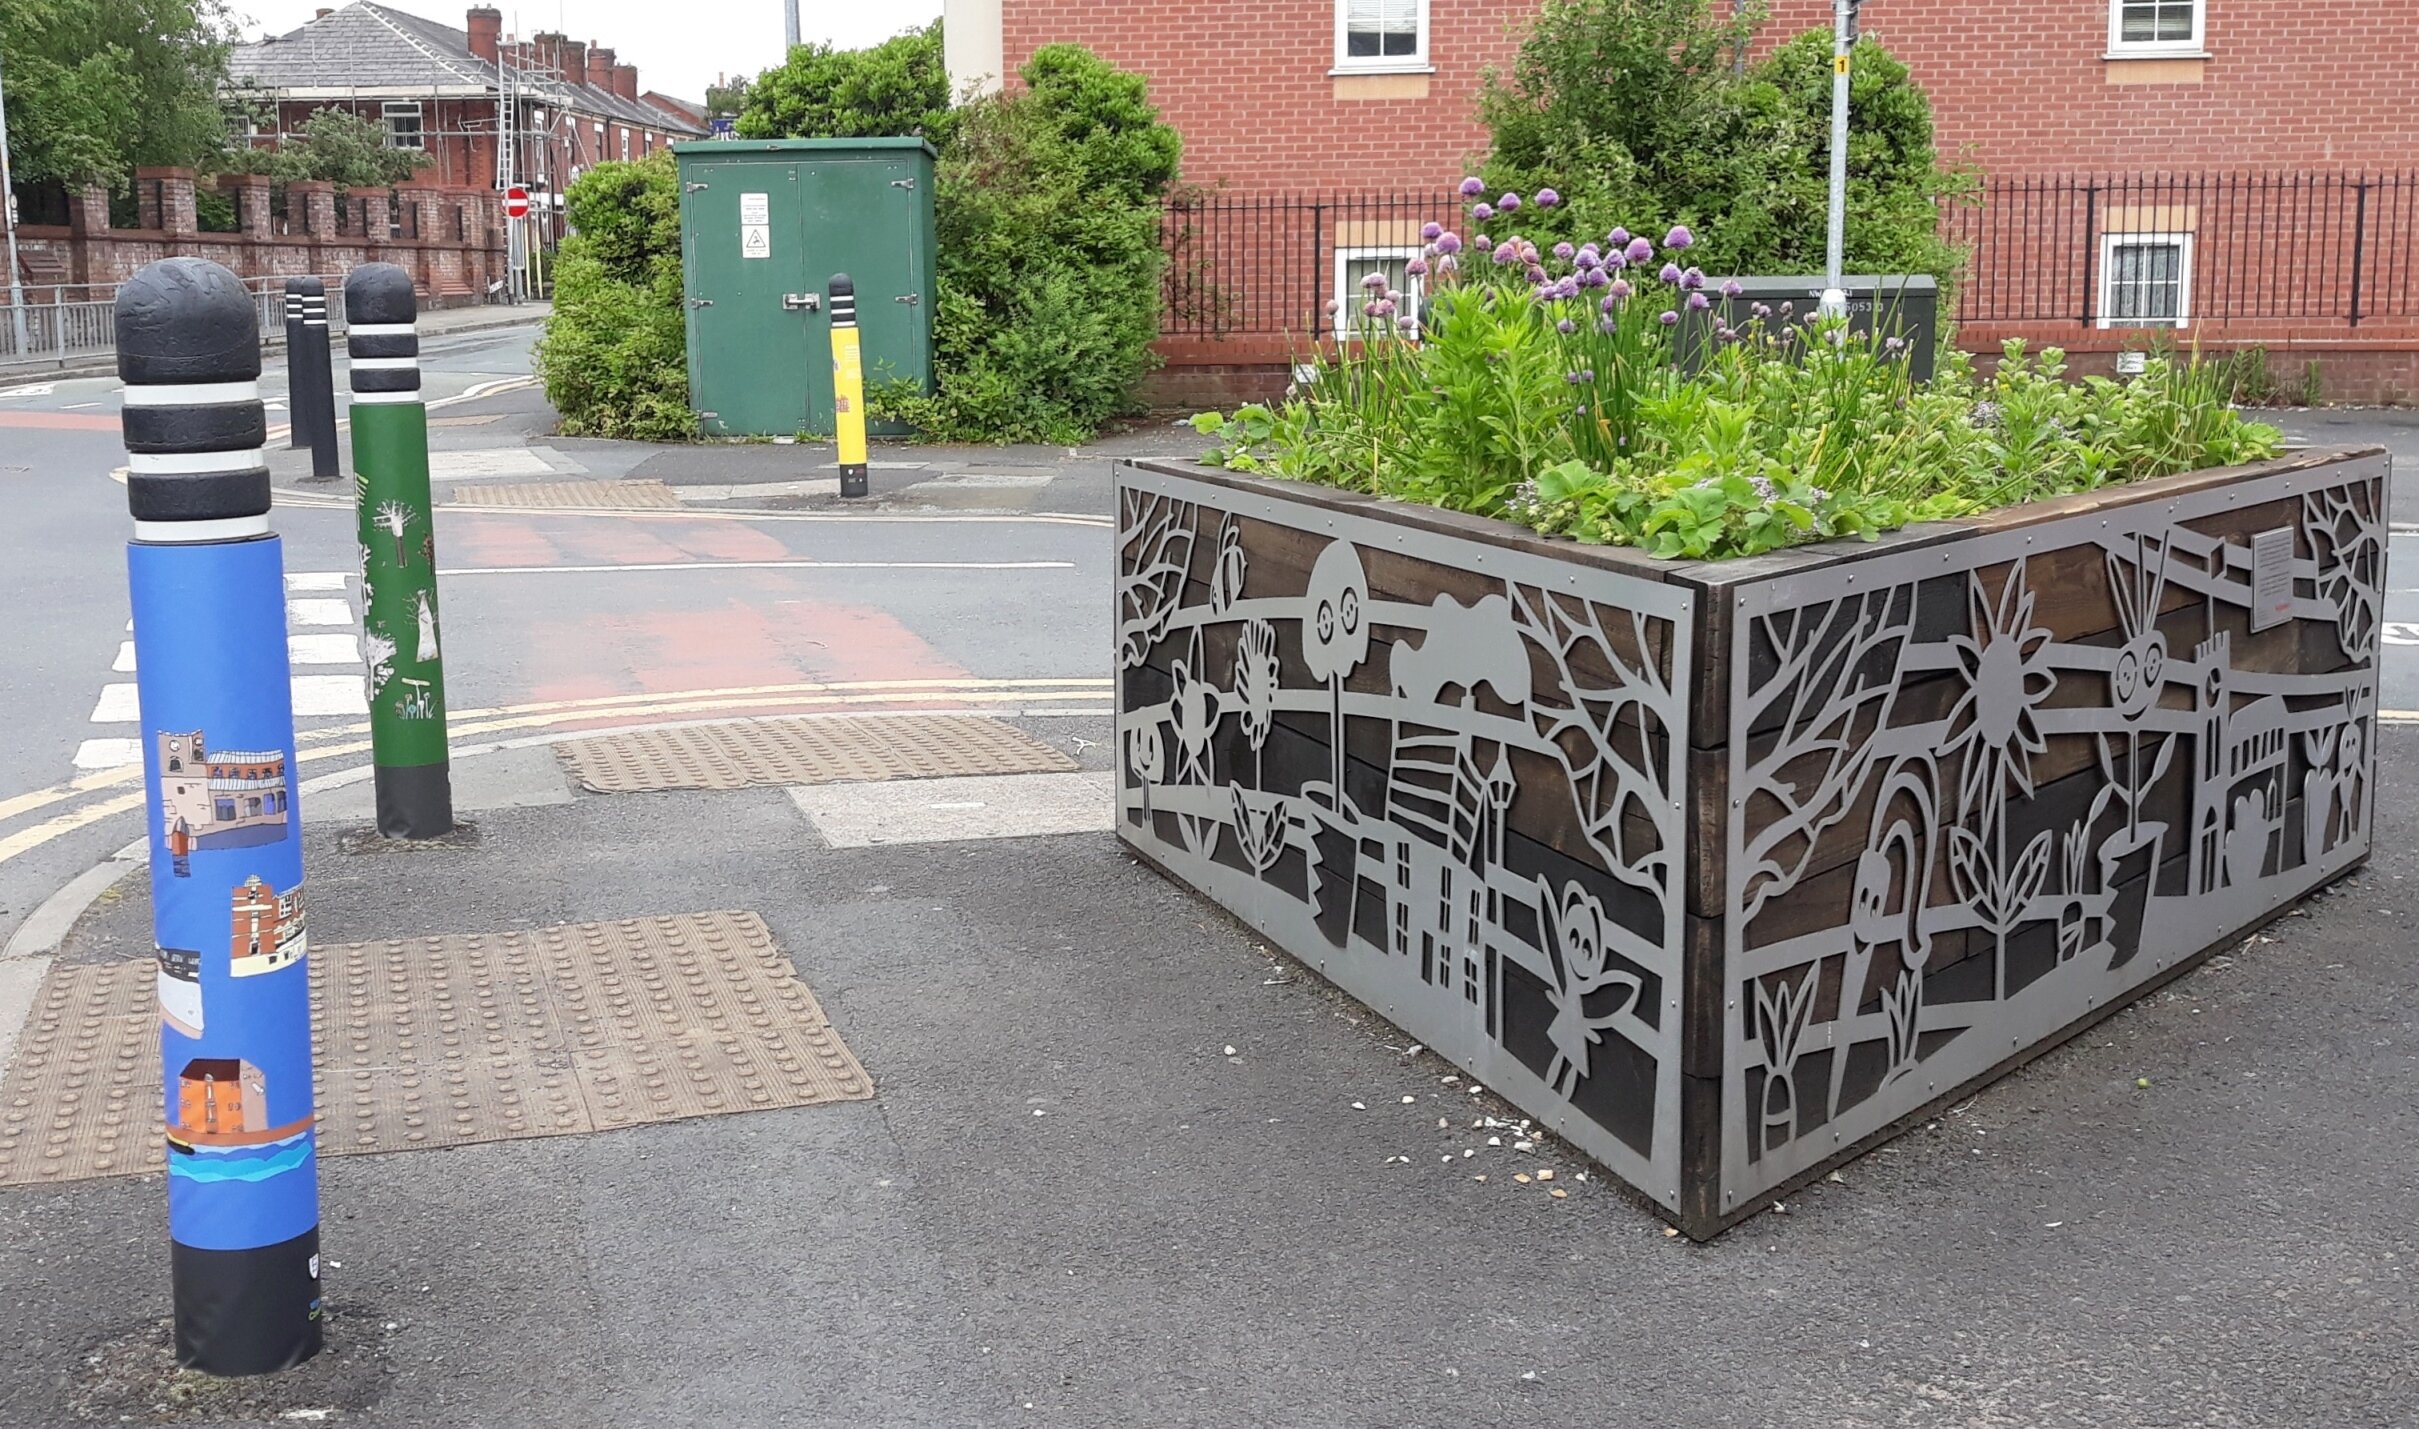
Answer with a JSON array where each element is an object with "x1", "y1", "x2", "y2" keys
[{"x1": 1942, "y1": 562, "x2": 2058, "y2": 822}]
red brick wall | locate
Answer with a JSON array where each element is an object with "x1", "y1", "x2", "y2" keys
[{"x1": 1005, "y1": 1, "x2": 2419, "y2": 189}]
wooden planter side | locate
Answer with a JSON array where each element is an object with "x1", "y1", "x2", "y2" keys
[
  {"x1": 1115, "y1": 461, "x2": 1698, "y2": 1213},
  {"x1": 1706, "y1": 448, "x2": 2390, "y2": 1225}
]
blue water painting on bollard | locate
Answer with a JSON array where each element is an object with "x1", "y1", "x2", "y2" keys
[{"x1": 130, "y1": 534, "x2": 321, "y2": 1255}]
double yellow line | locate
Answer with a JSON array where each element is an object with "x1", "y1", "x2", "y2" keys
[{"x1": 0, "y1": 676, "x2": 1112, "y2": 869}]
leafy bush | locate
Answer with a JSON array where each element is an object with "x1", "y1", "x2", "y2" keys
[
  {"x1": 222, "y1": 107, "x2": 431, "y2": 186},
  {"x1": 1478, "y1": 2, "x2": 1970, "y2": 299},
  {"x1": 735, "y1": 21, "x2": 954, "y2": 148},
  {"x1": 1194, "y1": 202, "x2": 2281, "y2": 561},
  {"x1": 874, "y1": 44, "x2": 1181, "y2": 443},
  {"x1": 535, "y1": 152, "x2": 694, "y2": 441}
]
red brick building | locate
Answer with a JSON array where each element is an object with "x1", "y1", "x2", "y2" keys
[{"x1": 947, "y1": 0, "x2": 2419, "y2": 401}]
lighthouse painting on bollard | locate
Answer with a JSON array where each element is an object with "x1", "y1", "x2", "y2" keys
[
  {"x1": 345, "y1": 263, "x2": 454, "y2": 839},
  {"x1": 118, "y1": 257, "x2": 323, "y2": 1375}
]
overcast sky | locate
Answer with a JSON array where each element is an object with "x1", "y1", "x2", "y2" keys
[{"x1": 230, "y1": 0, "x2": 943, "y2": 102}]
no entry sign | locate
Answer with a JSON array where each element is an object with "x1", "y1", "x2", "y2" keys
[{"x1": 503, "y1": 186, "x2": 530, "y2": 219}]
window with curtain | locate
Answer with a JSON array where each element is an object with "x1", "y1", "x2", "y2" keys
[
  {"x1": 1338, "y1": 0, "x2": 1426, "y2": 68},
  {"x1": 2110, "y1": 0, "x2": 2202, "y2": 52}
]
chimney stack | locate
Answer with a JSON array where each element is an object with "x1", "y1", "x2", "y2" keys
[
  {"x1": 314, "y1": 7, "x2": 333, "y2": 17},
  {"x1": 612, "y1": 63, "x2": 639, "y2": 101},
  {"x1": 465, "y1": 7, "x2": 501, "y2": 64},
  {"x1": 560, "y1": 38, "x2": 588, "y2": 87},
  {"x1": 587, "y1": 44, "x2": 615, "y2": 92}
]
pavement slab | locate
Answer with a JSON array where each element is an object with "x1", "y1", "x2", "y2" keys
[
  {"x1": 2, "y1": 724, "x2": 2412, "y2": 1425},
  {"x1": 558, "y1": 713, "x2": 1079, "y2": 794}
]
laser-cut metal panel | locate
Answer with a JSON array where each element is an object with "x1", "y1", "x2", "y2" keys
[
  {"x1": 1114, "y1": 463, "x2": 1695, "y2": 1210},
  {"x1": 1719, "y1": 453, "x2": 2388, "y2": 1213}
]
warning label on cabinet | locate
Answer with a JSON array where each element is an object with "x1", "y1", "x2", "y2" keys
[{"x1": 741, "y1": 192, "x2": 770, "y2": 258}]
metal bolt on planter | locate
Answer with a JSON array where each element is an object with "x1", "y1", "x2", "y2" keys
[
  {"x1": 345, "y1": 263, "x2": 454, "y2": 839},
  {"x1": 117, "y1": 256, "x2": 324, "y2": 1375}
]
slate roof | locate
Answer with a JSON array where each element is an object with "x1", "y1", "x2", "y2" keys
[{"x1": 228, "y1": 1, "x2": 707, "y2": 135}]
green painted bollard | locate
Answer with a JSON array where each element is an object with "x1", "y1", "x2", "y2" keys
[{"x1": 343, "y1": 264, "x2": 453, "y2": 839}]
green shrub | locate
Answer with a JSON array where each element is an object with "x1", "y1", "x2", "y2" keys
[
  {"x1": 535, "y1": 152, "x2": 695, "y2": 441},
  {"x1": 875, "y1": 44, "x2": 1181, "y2": 444},
  {"x1": 1195, "y1": 214, "x2": 2281, "y2": 561},
  {"x1": 735, "y1": 21, "x2": 955, "y2": 148},
  {"x1": 1478, "y1": 2, "x2": 1971, "y2": 300}
]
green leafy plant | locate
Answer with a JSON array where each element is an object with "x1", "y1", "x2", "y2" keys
[
  {"x1": 1477, "y1": 2, "x2": 1972, "y2": 307},
  {"x1": 221, "y1": 106, "x2": 434, "y2": 187},
  {"x1": 535, "y1": 151, "x2": 695, "y2": 441},
  {"x1": 1, "y1": 0, "x2": 237, "y2": 188},
  {"x1": 1196, "y1": 196, "x2": 2282, "y2": 561},
  {"x1": 735, "y1": 20, "x2": 955, "y2": 148}
]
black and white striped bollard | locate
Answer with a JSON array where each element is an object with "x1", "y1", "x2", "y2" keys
[
  {"x1": 295, "y1": 277, "x2": 339, "y2": 480},
  {"x1": 280, "y1": 281, "x2": 308, "y2": 452}
]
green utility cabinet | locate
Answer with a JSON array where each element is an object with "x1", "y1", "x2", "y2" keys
[{"x1": 673, "y1": 138, "x2": 936, "y2": 437}]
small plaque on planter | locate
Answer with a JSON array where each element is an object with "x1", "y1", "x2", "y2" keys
[{"x1": 2249, "y1": 526, "x2": 2296, "y2": 632}]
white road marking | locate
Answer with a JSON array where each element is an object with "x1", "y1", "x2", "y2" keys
[
  {"x1": 291, "y1": 675, "x2": 370, "y2": 717},
  {"x1": 286, "y1": 572, "x2": 348, "y2": 591},
  {"x1": 2382, "y1": 622, "x2": 2419, "y2": 646},
  {"x1": 0, "y1": 383, "x2": 57, "y2": 398},
  {"x1": 288, "y1": 633, "x2": 361, "y2": 665},
  {"x1": 112, "y1": 641, "x2": 136, "y2": 672},
  {"x1": 430, "y1": 449, "x2": 557, "y2": 479},
  {"x1": 91, "y1": 684, "x2": 141, "y2": 722},
  {"x1": 287, "y1": 598, "x2": 354, "y2": 627},
  {"x1": 788, "y1": 771, "x2": 1115, "y2": 848},
  {"x1": 63, "y1": 402, "x2": 100, "y2": 411},
  {"x1": 73, "y1": 738, "x2": 144, "y2": 770}
]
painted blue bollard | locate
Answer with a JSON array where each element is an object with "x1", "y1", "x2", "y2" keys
[{"x1": 119, "y1": 256, "x2": 324, "y2": 1375}]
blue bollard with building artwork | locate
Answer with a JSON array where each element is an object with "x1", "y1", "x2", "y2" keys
[{"x1": 118, "y1": 256, "x2": 324, "y2": 1375}]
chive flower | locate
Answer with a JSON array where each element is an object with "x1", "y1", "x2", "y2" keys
[
  {"x1": 1665, "y1": 225, "x2": 1694, "y2": 250},
  {"x1": 1460, "y1": 176, "x2": 1485, "y2": 197},
  {"x1": 1497, "y1": 192, "x2": 1522, "y2": 212},
  {"x1": 1421, "y1": 222, "x2": 1443, "y2": 241},
  {"x1": 1535, "y1": 188, "x2": 1561, "y2": 208}
]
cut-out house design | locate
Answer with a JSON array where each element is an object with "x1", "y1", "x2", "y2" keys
[
  {"x1": 229, "y1": 874, "x2": 308, "y2": 978},
  {"x1": 158, "y1": 731, "x2": 291, "y2": 857}
]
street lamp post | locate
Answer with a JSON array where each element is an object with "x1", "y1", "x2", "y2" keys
[
  {"x1": 1820, "y1": 0, "x2": 1861, "y2": 319},
  {"x1": 0, "y1": 50, "x2": 33, "y2": 358}
]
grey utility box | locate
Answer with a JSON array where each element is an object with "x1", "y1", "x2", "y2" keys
[{"x1": 1678, "y1": 274, "x2": 1939, "y2": 381}]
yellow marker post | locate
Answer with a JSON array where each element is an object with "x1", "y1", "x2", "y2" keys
[{"x1": 828, "y1": 272, "x2": 869, "y2": 499}]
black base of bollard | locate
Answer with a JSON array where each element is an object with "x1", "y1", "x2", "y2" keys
[
  {"x1": 840, "y1": 465, "x2": 869, "y2": 499},
  {"x1": 374, "y1": 762, "x2": 456, "y2": 841},
  {"x1": 171, "y1": 1227, "x2": 324, "y2": 1377}
]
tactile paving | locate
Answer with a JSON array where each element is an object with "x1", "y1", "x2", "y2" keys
[
  {"x1": 446, "y1": 479, "x2": 681, "y2": 510},
  {"x1": 0, "y1": 911, "x2": 871, "y2": 1186},
  {"x1": 556, "y1": 713, "x2": 1078, "y2": 794}
]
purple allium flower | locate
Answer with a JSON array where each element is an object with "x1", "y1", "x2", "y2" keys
[
  {"x1": 1406, "y1": 256, "x2": 1430, "y2": 277},
  {"x1": 1386, "y1": 288, "x2": 1403, "y2": 303},
  {"x1": 1497, "y1": 192, "x2": 1522, "y2": 212},
  {"x1": 1434, "y1": 231, "x2": 1463, "y2": 255},
  {"x1": 1492, "y1": 241, "x2": 1520, "y2": 265},
  {"x1": 1473, "y1": 233, "x2": 1490, "y2": 249},
  {"x1": 1581, "y1": 369, "x2": 1594, "y2": 382},
  {"x1": 1751, "y1": 302, "x2": 1772, "y2": 319},
  {"x1": 1437, "y1": 254, "x2": 1459, "y2": 273},
  {"x1": 1720, "y1": 278, "x2": 1744, "y2": 298},
  {"x1": 1664, "y1": 224, "x2": 1694, "y2": 250},
  {"x1": 1536, "y1": 188, "x2": 1561, "y2": 208},
  {"x1": 1600, "y1": 294, "x2": 1621, "y2": 314},
  {"x1": 1604, "y1": 250, "x2": 1626, "y2": 271},
  {"x1": 1658, "y1": 262, "x2": 1684, "y2": 285},
  {"x1": 1525, "y1": 264, "x2": 1549, "y2": 284},
  {"x1": 1553, "y1": 242, "x2": 1576, "y2": 261},
  {"x1": 1460, "y1": 176, "x2": 1486, "y2": 197},
  {"x1": 1681, "y1": 267, "x2": 1706, "y2": 291},
  {"x1": 1362, "y1": 271, "x2": 1388, "y2": 292},
  {"x1": 1608, "y1": 227, "x2": 1630, "y2": 248},
  {"x1": 1686, "y1": 291, "x2": 1711, "y2": 311},
  {"x1": 1473, "y1": 203, "x2": 1494, "y2": 223},
  {"x1": 1375, "y1": 298, "x2": 1397, "y2": 317},
  {"x1": 1324, "y1": 299, "x2": 1340, "y2": 315},
  {"x1": 1553, "y1": 276, "x2": 1580, "y2": 299},
  {"x1": 1557, "y1": 319, "x2": 1577, "y2": 335},
  {"x1": 1363, "y1": 301, "x2": 1381, "y2": 318},
  {"x1": 1884, "y1": 335, "x2": 1908, "y2": 353},
  {"x1": 1826, "y1": 327, "x2": 1846, "y2": 346},
  {"x1": 1715, "y1": 325, "x2": 1735, "y2": 342},
  {"x1": 1400, "y1": 314, "x2": 1421, "y2": 334},
  {"x1": 1420, "y1": 221, "x2": 1443, "y2": 242},
  {"x1": 1625, "y1": 237, "x2": 1654, "y2": 264},
  {"x1": 1575, "y1": 243, "x2": 1600, "y2": 266},
  {"x1": 1779, "y1": 300, "x2": 1795, "y2": 317},
  {"x1": 1577, "y1": 268, "x2": 1608, "y2": 289},
  {"x1": 1658, "y1": 310, "x2": 1679, "y2": 326},
  {"x1": 1598, "y1": 316, "x2": 1618, "y2": 334},
  {"x1": 1610, "y1": 279, "x2": 1632, "y2": 300},
  {"x1": 1564, "y1": 370, "x2": 1585, "y2": 384}
]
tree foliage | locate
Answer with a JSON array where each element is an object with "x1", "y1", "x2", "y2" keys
[
  {"x1": 223, "y1": 107, "x2": 433, "y2": 187},
  {"x1": 0, "y1": 0, "x2": 236, "y2": 188},
  {"x1": 881, "y1": 44, "x2": 1182, "y2": 443},
  {"x1": 734, "y1": 21, "x2": 952, "y2": 147},
  {"x1": 1479, "y1": 1, "x2": 1970, "y2": 294},
  {"x1": 704, "y1": 74, "x2": 750, "y2": 119},
  {"x1": 535, "y1": 152, "x2": 695, "y2": 441}
]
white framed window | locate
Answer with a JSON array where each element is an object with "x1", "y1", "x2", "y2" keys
[
  {"x1": 2107, "y1": 0, "x2": 2204, "y2": 55},
  {"x1": 1333, "y1": 247, "x2": 1424, "y2": 339},
  {"x1": 2098, "y1": 232, "x2": 2193, "y2": 329},
  {"x1": 381, "y1": 101, "x2": 425, "y2": 150},
  {"x1": 1334, "y1": 0, "x2": 1429, "y2": 73},
  {"x1": 619, "y1": 128, "x2": 630, "y2": 160}
]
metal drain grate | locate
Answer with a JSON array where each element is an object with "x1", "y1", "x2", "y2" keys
[
  {"x1": 446, "y1": 479, "x2": 680, "y2": 510},
  {"x1": 556, "y1": 714, "x2": 1078, "y2": 794},
  {"x1": 0, "y1": 911, "x2": 871, "y2": 1186}
]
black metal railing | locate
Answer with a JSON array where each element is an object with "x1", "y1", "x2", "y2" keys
[{"x1": 1161, "y1": 173, "x2": 2419, "y2": 339}]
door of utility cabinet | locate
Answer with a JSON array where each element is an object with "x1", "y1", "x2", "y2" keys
[
  {"x1": 682, "y1": 162, "x2": 816, "y2": 437},
  {"x1": 796, "y1": 158, "x2": 931, "y2": 434}
]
